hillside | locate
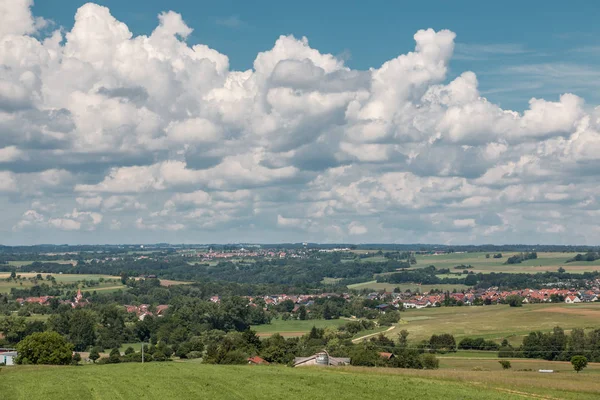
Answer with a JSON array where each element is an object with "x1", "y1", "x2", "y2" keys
[{"x1": 1, "y1": 362, "x2": 598, "y2": 400}]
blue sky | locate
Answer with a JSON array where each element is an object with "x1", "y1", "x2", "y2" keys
[
  {"x1": 2, "y1": 0, "x2": 600, "y2": 245},
  {"x1": 34, "y1": 0, "x2": 600, "y2": 110}
]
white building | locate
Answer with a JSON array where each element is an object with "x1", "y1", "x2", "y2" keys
[{"x1": 0, "y1": 351, "x2": 17, "y2": 366}]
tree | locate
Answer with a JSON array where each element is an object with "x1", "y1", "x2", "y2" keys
[
  {"x1": 297, "y1": 305, "x2": 307, "y2": 321},
  {"x1": 108, "y1": 348, "x2": 121, "y2": 363},
  {"x1": 68, "y1": 309, "x2": 97, "y2": 351},
  {"x1": 16, "y1": 331, "x2": 73, "y2": 365},
  {"x1": 571, "y1": 355, "x2": 588, "y2": 373},
  {"x1": 89, "y1": 347, "x2": 100, "y2": 363},
  {"x1": 505, "y1": 295, "x2": 523, "y2": 307}
]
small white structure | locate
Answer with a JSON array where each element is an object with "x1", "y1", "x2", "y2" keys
[{"x1": 0, "y1": 351, "x2": 17, "y2": 366}]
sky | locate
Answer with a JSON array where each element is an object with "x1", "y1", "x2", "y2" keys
[{"x1": 1, "y1": 0, "x2": 600, "y2": 245}]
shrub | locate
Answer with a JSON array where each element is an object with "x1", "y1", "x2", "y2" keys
[
  {"x1": 186, "y1": 351, "x2": 203, "y2": 359},
  {"x1": 71, "y1": 352, "x2": 82, "y2": 366},
  {"x1": 108, "y1": 348, "x2": 121, "y2": 363},
  {"x1": 498, "y1": 360, "x2": 511, "y2": 369},
  {"x1": 152, "y1": 351, "x2": 167, "y2": 362},
  {"x1": 420, "y1": 354, "x2": 439, "y2": 369}
]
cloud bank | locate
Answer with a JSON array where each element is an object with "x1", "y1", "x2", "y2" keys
[{"x1": 1, "y1": 1, "x2": 600, "y2": 244}]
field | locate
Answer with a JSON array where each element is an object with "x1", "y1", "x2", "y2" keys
[
  {"x1": 0, "y1": 273, "x2": 124, "y2": 294},
  {"x1": 387, "y1": 302, "x2": 600, "y2": 344},
  {"x1": 413, "y1": 251, "x2": 600, "y2": 274},
  {"x1": 347, "y1": 280, "x2": 468, "y2": 292},
  {"x1": 5, "y1": 260, "x2": 76, "y2": 267},
  {"x1": 252, "y1": 318, "x2": 348, "y2": 337},
  {"x1": 1, "y1": 362, "x2": 599, "y2": 400}
]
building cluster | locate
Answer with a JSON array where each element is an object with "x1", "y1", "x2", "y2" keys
[
  {"x1": 123, "y1": 304, "x2": 169, "y2": 320},
  {"x1": 15, "y1": 289, "x2": 90, "y2": 308},
  {"x1": 368, "y1": 287, "x2": 600, "y2": 309}
]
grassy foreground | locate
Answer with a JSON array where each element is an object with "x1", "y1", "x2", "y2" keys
[{"x1": 1, "y1": 362, "x2": 598, "y2": 400}]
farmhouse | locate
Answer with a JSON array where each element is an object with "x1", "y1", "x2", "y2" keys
[
  {"x1": 294, "y1": 352, "x2": 350, "y2": 367},
  {"x1": 247, "y1": 356, "x2": 269, "y2": 365}
]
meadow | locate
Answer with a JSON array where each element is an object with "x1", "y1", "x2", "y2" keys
[
  {"x1": 1, "y1": 362, "x2": 598, "y2": 400},
  {"x1": 252, "y1": 318, "x2": 347, "y2": 337},
  {"x1": 386, "y1": 302, "x2": 600, "y2": 345},
  {"x1": 412, "y1": 251, "x2": 600, "y2": 274},
  {"x1": 0, "y1": 273, "x2": 124, "y2": 294},
  {"x1": 347, "y1": 280, "x2": 468, "y2": 292}
]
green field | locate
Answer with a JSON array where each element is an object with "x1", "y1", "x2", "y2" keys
[
  {"x1": 1, "y1": 362, "x2": 598, "y2": 400},
  {"x1": 0, "y1": 273, "x2": 124, "y2": 294},
  {"x1": 6, "y1": 260, "x2": 76, "y2": 267},
  {"x1": 348, "y1": 280, "x2": 468, "y2": 292},
  {"x1": 413, "y1": 251, "x2": 600, "y2": 274},
  {"x1": 389, "y1": 302, "x2": 600, "y2": 344},
  {"x1": 252, "y1": 318, "x2": 348, "y2": 337}
]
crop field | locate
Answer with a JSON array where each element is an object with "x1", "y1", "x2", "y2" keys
[
  {"x1": 1, "y1": 362, "x2": 598, "y2": 400},
  {"x1": 388, "y1": 302, "x2": 600, "y2": 344},
  {"x1": 412, "y1": 251, "x2": 600, "y2": 274},
  {"x1": 347, "y1": 280, "x2": 468, "y2": 292},
  {"x1": 252, "y1": 318, "x2": 348, "y2": 337}
]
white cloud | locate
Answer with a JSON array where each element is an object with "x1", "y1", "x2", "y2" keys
[
  {"x1": 2, "y1": 2, "x2": 600, "y2": 244},
  {"x1": 348, "y1": 221, "x2": 367, "y2": 235}
]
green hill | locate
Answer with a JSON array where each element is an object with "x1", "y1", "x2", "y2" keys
[{"x1": 1, "y1": 362, "x2": 598, "y2": 399}]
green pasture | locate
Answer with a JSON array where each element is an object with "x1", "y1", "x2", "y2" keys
[
  {"x1": 1, "y1": 362, "x2": 598, "y2": 400},
  {"x1": 389, "y1": 302, "x2": 600, "y2": 344},
  {"x1": 413, "y1": 252, "x2": 600, "y2": 274},
  {"x1": 252, "y1": 318, "x2": 348, "y2": 337},
  {"x1": 347, "y1": 280, "x2": 468, "y2": 293}
]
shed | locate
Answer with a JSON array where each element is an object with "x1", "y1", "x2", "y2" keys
[{"x1": 0, "y1": 351, "x2": 17, "y2": 366}]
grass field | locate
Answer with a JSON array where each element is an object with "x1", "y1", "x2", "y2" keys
[
  {"x1": 347, "y1": 280, "x2": 469, "y2": 292},
  {"x1": 252, "y1": 318, "x2": 348, "y2": 337},
  {"x1": 413, "y1": 251, "x2": 600, "y2": 274},
  {"x1": 1, "y1": 362, "x2": 599, "y2": 400},
  {"x1": 5, "y1": 260, "x2": 76, "y2": 267},
  {"x1": 390, "y1": 302, "x2": 600, "y2": 344},
  {"x1": 0, "y1": 273, "x2": 124, "y2": 294}
]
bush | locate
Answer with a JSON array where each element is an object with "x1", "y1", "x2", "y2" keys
[
  {"x1": 420, "y1": 354, "x2": 439, "y2": 369},
  {"x1": 108, "y1": 348, "x2": 121, "y2": 364},
  {"x1": 71, "y1": 352, "x2": 82, "y2": 366},
  {"x1": 186, "y1": 351, "x2": 202, "y2": 359},
  {"x1": 152, "y1": 351, "x2": 167, "y2": 362},
  {"x1": 124, "y1": 346, "x2": 135, "y2": 356},
  {"x1": 498, "y1": 360, "x2": 511, "y2": 369},
  {"x1": 16, "y1": 332, "x2": 73, "y2": 365}
]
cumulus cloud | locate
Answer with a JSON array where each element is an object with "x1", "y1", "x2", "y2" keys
[{"x1": 2, "y1": 1, "x2": 600, "y2": 244}]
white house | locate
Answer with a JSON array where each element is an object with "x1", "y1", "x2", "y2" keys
[
  {"x1": 0, "y1": 351, "x2": 17, "y2": 366},
  {"x1": 565, "y1": 295, "x2": 581, "y2": 304}
]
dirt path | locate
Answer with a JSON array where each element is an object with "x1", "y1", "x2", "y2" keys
[{"x1": 352, "y1": 326, "x2": 395, "y2": 343}]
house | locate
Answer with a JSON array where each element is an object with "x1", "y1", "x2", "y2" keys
[
  {"x1": 247, "y1": 356, "x2": 269, "y2": 365},
  {"x1": 0, "y1": 351, "x2": 17, "y2": 366},
  {"x1": 294, "y1": 352, "x2": 350, "y2": 367},
  {"x1": 565, "y1": 295, "x2": 581, "y2": 304},
  {"x1": 379, "y1": 352, "x2": 394, "y2": 360}
]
